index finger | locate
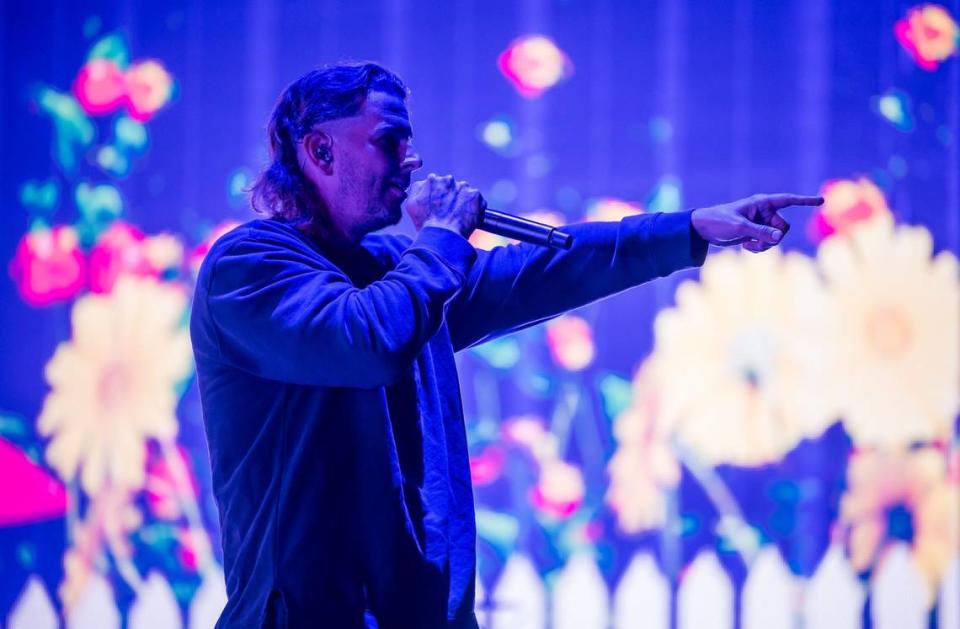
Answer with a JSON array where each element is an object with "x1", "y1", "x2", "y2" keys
[{"x1": 760, "y1": 194, "x2": 824, "y2": 209}]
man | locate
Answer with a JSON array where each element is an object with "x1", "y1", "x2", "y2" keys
[{"x1": 190, "y1": 62, "x2": 821, "y2": 628}]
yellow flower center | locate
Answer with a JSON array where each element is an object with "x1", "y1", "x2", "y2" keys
[{"x1": 864, "y1": 304, "x2": 912, "y2": 359}]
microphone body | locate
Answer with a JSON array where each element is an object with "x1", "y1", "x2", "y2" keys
[{"x1": 479, "y1": 208, "x2": 574, "y2": 249}]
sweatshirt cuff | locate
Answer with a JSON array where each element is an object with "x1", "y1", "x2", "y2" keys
[
  {"x1": 645, "y1": 210, "x2": 709, "y2": 276},
  {"x1": 412, "y1": 226, "x2": 478, "y2": 280}
]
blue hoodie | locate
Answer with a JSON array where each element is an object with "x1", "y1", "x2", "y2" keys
[{"x1": 189, "y1": 211, "x2": 707, "y2": 628}]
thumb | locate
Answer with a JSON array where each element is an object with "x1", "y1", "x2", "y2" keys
[{"x1": 738, "y1": 219, "x2": 782, "y2": 245}]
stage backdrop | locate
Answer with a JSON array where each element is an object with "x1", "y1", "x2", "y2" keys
[{"x1": 1, "y1": 0, "x2": 958, "y2": 627}]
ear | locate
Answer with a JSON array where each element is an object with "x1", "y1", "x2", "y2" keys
[{"x1": 300, "y1": 130, "x2": 334, "y2": 175}]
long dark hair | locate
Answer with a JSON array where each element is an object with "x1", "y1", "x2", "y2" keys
[{"x1": 249, "y1": 62, "x2": 408, "y2": 222}]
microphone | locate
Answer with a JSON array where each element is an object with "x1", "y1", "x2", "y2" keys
[{"x1": 479, "y1": 208, "x2": 574, "y2": 249}]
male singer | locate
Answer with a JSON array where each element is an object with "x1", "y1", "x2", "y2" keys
[{"x1": 190, "y1": 62, "x2": 822, "y2": 628}]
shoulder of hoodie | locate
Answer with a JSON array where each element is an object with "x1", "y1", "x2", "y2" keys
[{"x1": 197, "y1": 218, "x2": 415, "y2": 278}]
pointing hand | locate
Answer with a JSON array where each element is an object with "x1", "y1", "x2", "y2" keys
[{"x1": 691, "y1": 193, "x2": 824, "y2": 253}]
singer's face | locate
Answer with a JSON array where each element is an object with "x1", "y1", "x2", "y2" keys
[{"x1": 331, "y1": 91, "x2": 422, "y2": 236}]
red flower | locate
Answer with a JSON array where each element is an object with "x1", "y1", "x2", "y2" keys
[
  {"x1": 469, "y1": 444, "x2": 507, "y2": 486},
  {"x1": 806, "y1": 178, "x2": 893, "y2": 245},
  {"x1": 125, "y1": 60, "x2": 174, "y2": 122},
  {"x1": 73, "y1": 59, "x2": 127, "y2": 116},
  {"x1": 497, "y1": 35, "x2": 573, "y2": 98},
  {"x1": 176, "y1": 527, "x2": 211, "y2": 573},
  {"x1": 189, "y1": 220, "x2": 241, "y2": 275},
  {"x1": 545, "y1": 315, "x2": 595, "y2": 371},
  {"x1": 88, "y1": 221, "x2": 158, "y2": 293},
  {"x1": 894, "y1": 5, "x2": 959, "y2": 71},
  {"x1": 145, "y1": 445, "x2": 199, "y2": 521},
  {"x1": 10, "y1": 225, "x2": 86, "y2": 306},
  {"x1": 72, "y1": 57, "x2": 174, "y2": 120},
  {"x1": 530, "y1": 460, "x2": 585, "y2": 519}
]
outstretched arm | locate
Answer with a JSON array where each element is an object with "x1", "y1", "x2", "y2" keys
[
  {"x1": 446, "y1": 210, "x2": 706, "y2": 351},
  {"x1": 446, "y1": 193, "x2": 823, "y2": 351}
]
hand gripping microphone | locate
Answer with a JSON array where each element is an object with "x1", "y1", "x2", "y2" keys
[{"x1": 479, "y1": 207, "x2": 574, "y2": 249}]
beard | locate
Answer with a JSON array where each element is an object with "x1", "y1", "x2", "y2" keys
[
  {"x1": 364, "y1": 182, "x2": 403, "y2": 231},
  {"x1": 337, "y1": 159, "x2": 400, "y2": 235}
]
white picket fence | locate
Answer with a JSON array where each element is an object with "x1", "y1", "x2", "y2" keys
[{"x1": 7, "y1": 544, "x2": 959, "y2": 628}]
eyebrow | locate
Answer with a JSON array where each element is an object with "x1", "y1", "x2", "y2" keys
[{"x1": 375, "y1": 117, "x2": 413, "y2": 139}]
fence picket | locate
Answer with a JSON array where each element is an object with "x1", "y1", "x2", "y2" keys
[
  {"x1": 871, "y1": 544, "x2": 929, "y2": 629},
  {"x1": 742, "y1": 546, "x2": 797, "y2": 629},
  {"x1": 552, "y1": 553, "x2": 609, "y2": 629},
  {"x1": 188, "y1": 566, "x2": 227, "y2": 629},
  {"x1": 941, "y1": 553, "x2": 960, "y2": 629},
  {"x1": 490, "y1": 554, "x2": 547, "y2": 629},
  {"x1": 804, "y1": 545, "x2": 864, "y2": 629},
  {"x1": 67, "y1": 573, "x2": 120, "y2": 629},
  {"x1": 6, "y1": 549, "x2": 957, "y2": 627},
  {"x1": 129, "y1": 572, "x2": 182, "y2": 629},
  {"x1": 612, "y1": 553, "x2": 669, "y2": 629},
  {"x1": 475, "y1": 572, "x2": 488, "y2": 627},
  {"x1": 7, "y1": 577, "x2": 57, "y2": 629},
  {"x1": 678, "y1": 552, "x2": 733, "y2": 629}
]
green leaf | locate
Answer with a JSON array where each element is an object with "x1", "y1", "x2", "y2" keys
[
  {"x1": 87, "y1": 33, "x2": 129, "y2": 69},
  {"x1": 20, "y1": 179, "x2": 60, "y2": 212},
  {"x1": 646, "y1": 175, "x2": 683, "y2": 213},
  {"x1": 74, "y1": 182, "x2": 123, "y2": 245},
  {"x1": 0, "y1": 414, "x2": 29, "y2": 438},
  {"x1": 34, "y1": 87, "x2": 96, "y2": 175},
  {"x1": 475, "y1": 508, "x2": 519, "y2": 556},
  {"x1": 470, "y1": 337, "x2": 521, "y2": 369},
  {"x1": 17, "y1": 543, "x2": 37, "y2": 569},
  {"x1": 598, "y1": 373, "x2": 632, "y2": 420},
  {"x1": 139, "y1": 522, "x2": 177, "y2": 550},
  {"x1": 95, "y1": 145, "x2": 130, "y2": 177},
  {"x1": 115, "y1": 117, "x2": 147, "y2": 151}
]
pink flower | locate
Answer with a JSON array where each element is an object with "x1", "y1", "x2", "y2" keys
[
  {"x1": 190, "y1": 220, "x2": 241, "y2": 275},
  {"x1": 502, "y1": 416, "x2": 558, "y2": 462},
  {"x1": 10, "y1": 225, "x2": 86, "y2": 306},
  {"x1": 72, "y1": 56, "x2": 174, "y2": 120},
  {"x1": 176, "y1": 527, "x2": 211, "y2": 572},
  {"x1": 125, "y1": 60, "x2": 174, "y2": 122},
  {"x1": 73, "y1": 59, "x2": 127, "y2": 116},
  {"x1": 145, "y1": 445, "x2": 199, "y2": 521},
  {"x1": 545, "y1": 315, "x2": 595, "y2": 371},
  {"x1": 497, "y1": 35, "x2": 573, "y2": 98},
  {"x1": 88, "y1": 221, "x2": 157, "y2": 293},
  {"x1": 469, "y1": 444, "x2": 507, "y2": 486},
  {"x1": 839, "y1": 446, "x2": 959, "y2": 604},
  {"x1": 59, "y1": 485, "x2": 142, "y2": 610},
  {"x1": 606, "y1": 359, "x2": 682, "y2": 533},
  {"x1": 143, "y1": 233, "x2": 185, "y2": 276},
  {"x1": 530, "y1": 460, "x2": 585, "y2": 519},
  {"x1": 895, "y1": 5, "x2": 959, "y2": 71},
  {"x1": 806, "y1": 178, "x2": 892, "y2": 245}
]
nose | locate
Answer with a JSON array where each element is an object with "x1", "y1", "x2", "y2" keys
[{"x1": 401, "y1": 143, "x2": 423, "y2": 174}]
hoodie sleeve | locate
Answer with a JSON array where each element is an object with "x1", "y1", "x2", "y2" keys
[
  {"x1": 194, "y1": 226, "x2": 477, "y2": 388},
  {"x1": 446, "y1": 210, "x2": 708, "y2": 351}
]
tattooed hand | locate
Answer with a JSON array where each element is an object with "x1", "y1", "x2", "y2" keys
[{"x1": 405, "y1": 173, "x2": 485, "y2": 239}]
